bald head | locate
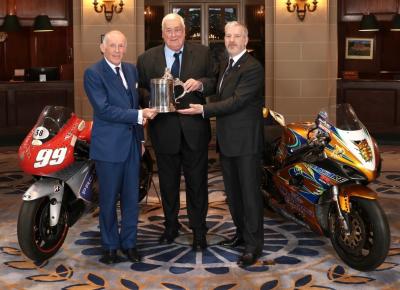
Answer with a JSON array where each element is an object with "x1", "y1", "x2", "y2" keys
[{"x1": 100, "y1": 30, "x2": 127, "y2": 65}]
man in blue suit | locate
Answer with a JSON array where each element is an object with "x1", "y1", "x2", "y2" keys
[{"x1": 84, "y1": 30, "x2": 157, "y2": 264}]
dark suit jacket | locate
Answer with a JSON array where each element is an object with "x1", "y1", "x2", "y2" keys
[
  {"x1": 84, "y1": 58, "x2": 144, "y2": 162},
  {"x1": 137, "y1": 43, "x2": 216, "y2": 154},
  {"x1": 204, "y1": 52, "x2": 264, "y2": 157}
]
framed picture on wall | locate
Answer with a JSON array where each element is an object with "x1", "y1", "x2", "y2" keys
[{"x1": 345, "y1": 37, "x2": 374, "y2": 60}]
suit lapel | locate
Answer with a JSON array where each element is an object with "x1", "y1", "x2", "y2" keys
[
  {"x1": 156, "y1": 46, "x2": 168, "y2": 77},
  {"x1": 102, "y1": 60, "x2": 131, "y2": 107},
  {"x1": 180, "y1": 43, "x2": 193, "y2": 81},
  {"x1": 219, "y1": 52, "x2": 249, "y2": 95}
]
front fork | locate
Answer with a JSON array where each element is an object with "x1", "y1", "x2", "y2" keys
[
  {"x1": 49, "y1": 182, "x2": 64, "y2": 227},
  {"x1": 332, "y1": 185, "x2": 350, "y2": 235},
  {"x1": 23, "y1": 178, "x2": 65, "y2": 227}
]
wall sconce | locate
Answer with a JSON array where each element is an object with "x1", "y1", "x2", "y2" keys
[
  {"x1": 256, "y1": 5, "x2": 265, "y2": 17},
  {"x1": 144, "y1": 6, "x2": 152, "y2": 16},
  {"x1": 286, "y1": 0, "x2": 318, "y2": 21},
  {"x1": 93, "y1": 0, "x2": 124, "y2": 22}
]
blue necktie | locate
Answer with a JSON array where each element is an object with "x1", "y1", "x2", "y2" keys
[{"x1": 171, "y1": 51, "x2": 182, "y2": 78}]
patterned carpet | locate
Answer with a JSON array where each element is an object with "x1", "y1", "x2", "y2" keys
[{"x1": 0, "y1": 146, "x2": 399, "y2": 290}]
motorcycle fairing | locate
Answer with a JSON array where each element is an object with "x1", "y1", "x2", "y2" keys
[
  {"x1": 23, "y1": 178, "x2": 63, "y2": 201},
  {"x1": 277, "y1": 162, "x2": 348, "y2": 204},
  {"x1": 65, "y1": 161, "x2": 96, "y2": 203}
]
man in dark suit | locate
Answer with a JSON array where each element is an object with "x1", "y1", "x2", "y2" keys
[
  {"x1": 137, "y1": 13, "x2": 216, "y2": 251},
  {"x1": 84, "y1": 30, "x2": 157, "y2": 264},
  {"x1": 178, "y1": 21, "x2": 265, "y2": 266}
]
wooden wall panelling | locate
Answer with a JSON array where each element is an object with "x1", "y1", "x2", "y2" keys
[
  {"x1": 343, "y1": 89, "x2": 397, "y2": 128},
  {"x1": 337, "y1": 80, "x2": 400, "y2": 135},
  {"x1": 3, "y1": 29, "x2": 31, "y2": 81},
  {"x1": 0, "y1": 1, "x2": 7, "y2": 16},
  {"x1": 15, "y1": 0, "x2": 70, "y2": 26},
  {"x1": 340, "y1": 0, "x2": 398, "y2": 21},
  {"x1": 14, "y1": 89, "x2": 68, "y2": 128},
  {"x1": 30, "y1": 27, "x2": 69, "y2": 67}
]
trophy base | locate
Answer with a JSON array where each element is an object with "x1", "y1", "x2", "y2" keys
[{"x1": 154, "y1": 105, "x2": 176, "y2": 113}]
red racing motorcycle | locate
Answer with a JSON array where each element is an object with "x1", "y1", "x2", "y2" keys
[{"x1": 17, "y1": 105, "x2": 153, "y2": 262}]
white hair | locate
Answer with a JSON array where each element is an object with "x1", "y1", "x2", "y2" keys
[
  {"x1": 161, "y1": 13, "x2": 185, "y2": 31},
  {"x1": 225, "y1": 21, "x2": 248, "y2": 37},
  {"x1": 102, "y1": 30, "x2": 127, "y2": 47}
]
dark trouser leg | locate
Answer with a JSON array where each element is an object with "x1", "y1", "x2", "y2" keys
[
  {"x1": 237, "y1": 153, "x2": 264, "y2": 253},
  {"x1": 220, "y1": 154, "x2": 245, "y2": 238},
  {"x1": 119, "y1": 143, "x2": 140, "y2": 250},
  {"x1": 155, "y1": 152, "x2": 182, "y2": 232},
  {"x1": 181, "y1": 136, "x2": 209, "y2": 234},
  {"x1": 95, "y1": 160, "x2": 123, "y2": 250},
  {"x1": 220, "y1": 153, "x2": 264, "y2": 252}
]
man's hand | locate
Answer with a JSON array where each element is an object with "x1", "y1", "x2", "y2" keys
[
  {"x1": 177, "y1": 104, "x2": 203, "y2": 115},
  {"x1": 183, "y1": 79, "x2": 203, "y2": 92},
  {"x1": 142, "y1": 108, "x2": 158, "y2": 120}
]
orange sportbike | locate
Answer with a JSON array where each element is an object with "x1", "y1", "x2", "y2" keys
[{"x1": 262, "y1": 103, "x2": 390, "y2": 271}]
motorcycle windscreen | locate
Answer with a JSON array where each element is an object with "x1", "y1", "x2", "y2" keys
[{"x1": 32, "y1": 106, "x2": 73, "y2": 144}]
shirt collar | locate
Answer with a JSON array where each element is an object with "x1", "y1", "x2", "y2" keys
[
  {"x1": 230, "y1": 49, "x2": 247, "y2": 66},
  {"x1": 104, "y1": 57, "x2": 121, "y2": 73},
  {"x1": 164, "y1": 45, "x2": 184, "y2": 58}
]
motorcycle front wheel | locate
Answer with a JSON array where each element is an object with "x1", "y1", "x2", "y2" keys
[
  {"x1": 17, "y1": 197, "x2": 69, "y2": 263},
  {"x1": 328, "y1": 196, "x2": 390, "y2": 271}
]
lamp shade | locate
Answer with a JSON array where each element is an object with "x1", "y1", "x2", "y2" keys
[
  {"x1": 33, "y1": 15, "x2": 54, "y2": 32},
  {"x1": 1, "y1": 14, "x2": 22, "y2": 32},
  {"x1": 391, "y1": 14, "x2": 400, "y2": 31},
  {"x1": 358, "y1": 14, "x2": 379, "y2": 32}
]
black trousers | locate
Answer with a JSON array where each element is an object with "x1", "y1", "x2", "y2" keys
[
  {"x1": 155, "y1": 135, "x2": 209, "y2": 234},
  {"x1": 220, "y1": 152, "x2": 264, "y2": 253}
]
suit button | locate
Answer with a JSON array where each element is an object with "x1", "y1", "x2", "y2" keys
[{"x1": 128, "y1": 126, "x2": 132, "y2": 130}]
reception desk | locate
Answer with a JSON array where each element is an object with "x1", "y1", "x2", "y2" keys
[
  {"x1": 0, "y1": 81, "x2": 74, "y2": 143},
  {"x1": 337, "y1": 79, "x2": 400, "y2": 141}
]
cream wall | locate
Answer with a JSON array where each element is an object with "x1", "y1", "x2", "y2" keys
[
  {"x1": 265, "y1": 0, "x2": 337, "y2": 123},
  {"x1": 73, "y1": 0, "x2": 338, "y2": 122},
  {"x1": 73, "y1": 0, "x2": 145, "y2": 119}
]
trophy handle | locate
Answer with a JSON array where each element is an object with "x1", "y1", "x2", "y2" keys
[{"x1": 173, "y1": 79, "x2": 187, "y2": 103}]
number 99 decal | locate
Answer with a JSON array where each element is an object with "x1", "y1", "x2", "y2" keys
[{"x1": 34, "y1": 148, "x2": 68, "y2": 168}]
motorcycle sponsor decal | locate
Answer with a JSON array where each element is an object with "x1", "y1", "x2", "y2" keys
[
  {"x1": 354, "y1": 139, "x2": 373, "y2": 162},
  {"x1": 33, "y1": 148, "x2": 67, "y2": 168},
  {"x1": 79, "y1": 168, "x2": 95, "y2": 201},
  {"x1": 54, "y1": 184, "x2": 61, "y2": 193},
  {"x1": 309, "y1": 164, "x2": 348, "y2": 184},
  {"x1": 33, "y1": 126, "x2": 50, "y2": 140}
]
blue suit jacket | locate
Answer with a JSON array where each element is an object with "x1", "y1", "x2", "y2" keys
[{"x1": 84, "y1": 58, "x2": 144, "y2": 162}]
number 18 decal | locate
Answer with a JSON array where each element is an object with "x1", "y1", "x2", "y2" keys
[{"x1": 34, "y1": 148, "x2": 67, "y2": 168}]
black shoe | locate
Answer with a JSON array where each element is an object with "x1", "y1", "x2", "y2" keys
[
  {"x1": 123, "y1": 248, "x2": 141, "y2": 263},
  {"x1": 99, "y1": 249, "x2": 123, "y2": 265},
  {"x1": 159, "y1": 229, "x2": 179, "y2": 244},
  {"x1": 192, "y1": 231, "x2": 207, "y2": 251},
  {"x1": 219, "y1": 235, "x2": 244, "y2": 248},
  {"x1": 237, "y1": 251, "x2": 261, "y2": 267}
]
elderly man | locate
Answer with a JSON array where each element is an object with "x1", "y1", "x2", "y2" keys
[
  {"x1": 137, "y1": 13, "x2": 216, "y2": 251},
  {"x1": 178, "y1": 21, "x2": 265, "y2": 266},
  {"x1": 84, "y1": 30, "x2": 157, "y2": 264}
]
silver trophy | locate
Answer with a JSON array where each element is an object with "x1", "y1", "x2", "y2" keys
[{"x1": 149, "y1": 68, "x2": 187, "y2": 112}]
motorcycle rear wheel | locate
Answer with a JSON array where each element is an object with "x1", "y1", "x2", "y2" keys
[
  {"x1": 17, "y1": 197, "x2": 69, "y2": 263},
  {"x1": 328, "y1": 196, "x2": 390, "y2": 271}
]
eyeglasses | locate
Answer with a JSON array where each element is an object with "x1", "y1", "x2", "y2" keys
[{"x1": 164, "y1": 27, "x2": 184, "y2": 36}]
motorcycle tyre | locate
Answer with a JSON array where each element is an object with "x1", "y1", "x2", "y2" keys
[
  {"x1": 17, "y1": 197, "x2": 69, "y2": 263},
  {"x1": 329, "y1": 197, "x2": 390, "y2": 271}
]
